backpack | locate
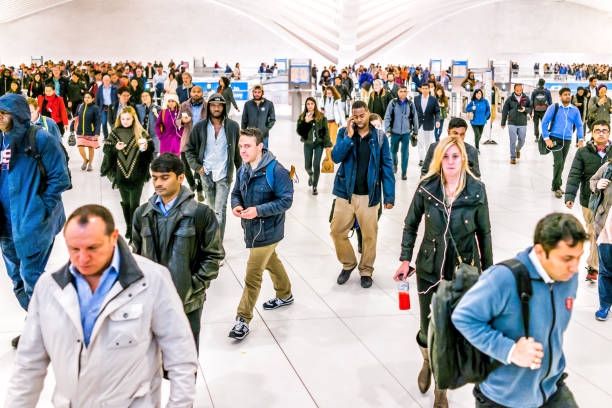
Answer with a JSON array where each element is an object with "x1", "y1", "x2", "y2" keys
[
  {"x1": 428, "y1": 258, "x2": 532, "y2": 390},
  {"x1": 538, "y1": 103, "x2": 559, "y2": 155},
  {"x1": 25, "y1": 125, "x2": 72, "y2": 194},
  {"x1": 533, "y1": 88, "x2": 549, "y2": 112}
]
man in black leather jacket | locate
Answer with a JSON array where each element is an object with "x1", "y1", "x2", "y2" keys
[{"x1": 132, "y1": 153, "x2": 225, "y2": 350}]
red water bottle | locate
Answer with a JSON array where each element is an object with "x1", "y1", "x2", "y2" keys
[{"x1": 398, "y1": 281, "x2": 411, "y2": 310}]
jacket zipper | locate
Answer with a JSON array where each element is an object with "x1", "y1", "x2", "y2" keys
[
  {"x1": 82, "y1": 104, "x2": 87, "y2": 135},
  {"x1": 539, "y1": 283, "x2": 555, "y2": 404}
]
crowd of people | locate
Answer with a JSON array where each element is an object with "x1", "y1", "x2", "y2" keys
[{"x1": 0, "y1": 58, "x2": 611, "y2": 408}]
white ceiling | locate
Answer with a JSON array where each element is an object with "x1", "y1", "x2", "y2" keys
[{"x1": 0, "y1": 0, "x2": 72, "y2": 23}]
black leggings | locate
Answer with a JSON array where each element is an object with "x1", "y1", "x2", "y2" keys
[
  {"x1": 472, "y1": 124, "x2": 485, "y2": 150},
  {"x1": 181, "y1": 152, "x2": 202, "y2": 192},
  {"x1": 119, "y1": 182, "x2": 144, "y2": 235},
  {"x1": 304, "y1": 144, "x2": 324, "y2": 187}
]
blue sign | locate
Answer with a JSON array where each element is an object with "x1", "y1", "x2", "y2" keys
[{"x1": 193, "y1": 81, "x2": 249, "y2": 101}]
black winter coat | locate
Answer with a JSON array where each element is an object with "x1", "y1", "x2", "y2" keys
[
  {"x1": 101, "y1": 126, "x2": 154, "y2": 189},
  {"x1": 132, "y1": 186, "x2": 225, "y2": 313},
  {"x1": 296, "y1": 115, "x2": 332, "y2": 147},
  {"x1": 501, "y1": 93, "x2": 532, "y2": 126},
  {"x1": 400, "y1": 174, "x2": 493, "y2": 284},
  {"x1": 565, "y1": 141, "x2": 612, "y2": 208}
]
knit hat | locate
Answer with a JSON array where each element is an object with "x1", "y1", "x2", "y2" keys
[
  {"x1": 598, "y1": 84, "x2": 608, "y2": 92},
  {"x1": 207, "y1": 92, "x2": 226, "y2": 104},
  {"x1": 163, "y1": 92, "x2": 180, "y2": 108}
]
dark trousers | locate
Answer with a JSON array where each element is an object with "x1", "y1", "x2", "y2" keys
[
  {"x1": 598, "y1": 244, "x2": 612, "y2": 309},
  {"x1": 304, "y1": 144, "x2": 324, "y2": 187},
  {"x1": 181, "y1": 152, "x2": 202, "y2": 193},
  {"x1": 187, "y1": 307, "x2": 203, "y2": 352},
  {"x1": 472, "y1": 124, "x2": 485, "y2": 150},
  {"x1": 550, "y1": 136, "x2": 571, "y2": 190},
  {"x1": 474, "y1": 376, "x2": 577, "y2": 407},
  {"x1": 56, "y1": 121, "x2": 65, "y2": 137},
  {"x1": 533, "y1": 111, "x2": 545, "y2": 138},
  {"x1": 0, "y1": 237, "x2": 54, "y2": 310},
  {"x1": 417, "y1": 277, "x2": 436, "y2": 345},
  {"x1": 119, "y1": 182, "x2": 144, "y2": 237},
  {"x1": 390, "y1": 133, "x2": 410, "y2": 176}
]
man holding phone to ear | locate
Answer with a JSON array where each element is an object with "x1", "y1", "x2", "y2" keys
[{"x1": 330, "y1": 100, "x2": 395, "y2": 288}]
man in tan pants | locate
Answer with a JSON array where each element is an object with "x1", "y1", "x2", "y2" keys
[
  {"x1": 229, "y1": 128, "x2": 295, "y2": 340},
  {"x1": 330, "y1": 101, "x2": 395, "y2": 288}
]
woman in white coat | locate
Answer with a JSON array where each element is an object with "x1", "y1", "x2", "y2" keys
[{"x1": 320, "y1": 85, "x2": 345, "y2": 145}]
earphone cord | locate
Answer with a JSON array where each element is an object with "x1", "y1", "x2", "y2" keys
[{"x1": 547, "y1": 104, "x2": 570, "y2": 153}]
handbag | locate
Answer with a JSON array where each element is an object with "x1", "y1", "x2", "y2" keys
[
  {"x1": 321, "y1": 148, "x2": 334, "y2": 173},
  {"x1": 466, "y1": 111, "x2": 474, "y2": 121},
  {"x1": 68, "y1": 132, "x2": 76, "y2": 146}
]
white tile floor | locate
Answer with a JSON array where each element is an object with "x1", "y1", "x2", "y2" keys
[{"x1": 1, "y1": 106, "x2": 612, "y2": 407}]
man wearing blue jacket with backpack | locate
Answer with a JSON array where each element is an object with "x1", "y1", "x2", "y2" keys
[
  {"x1": 228, "y1": 127, "x2": 294, "y2": 341},
  {"x1": 452, "y1": 213, "x2": 586, "y2": 408},
  {"x1": 0, "y1": 94, "x2": 71, "y2": 348},
  {"x1": 541, "y1": 87, "x2": 584, "y2": 199}
]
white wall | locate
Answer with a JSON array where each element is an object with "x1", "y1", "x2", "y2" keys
[
  {"x1": 2, "y1": 0, "x2": 612, "y2": 69},
  {"x1": 368, "y1": 0, "x2": 612, "y2": 68}
]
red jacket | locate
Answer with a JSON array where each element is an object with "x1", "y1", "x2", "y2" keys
[{"x1": 37, "y1": 94, "x2": 68, "y2": 125}]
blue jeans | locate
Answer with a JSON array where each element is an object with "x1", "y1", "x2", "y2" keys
[
  {"x1": 100, "y1": 109, "x2": 109, "y2": 139},
  {"x1": 1, "y1": 237, "x2": 54, "y2": 310},
  {"x1": 201, "y1": 174, "x2": 230, "y2": 240},
  {"x1": 508, "y1": 125, "x2": 526, "y2": 159},
  {"x1": 598, "y1": 244, "x2": 612, "y2": 309},
  {"x1": 390, "y1": 133, "x2": 410, "y2": 176},
  {"x1": 434, "y1": 119, "x2": 444, "y2": 142}
]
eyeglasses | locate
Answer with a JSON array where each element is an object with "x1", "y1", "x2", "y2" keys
[{"x1": 593, "y1": 129, "x2": 610, "y2": 135}]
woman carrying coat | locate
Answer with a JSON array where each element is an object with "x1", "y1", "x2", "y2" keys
[
  {"x1": 587, "y1": 84, "x2": 612, "y2": 129},
  {"x1": 296, "y1": 97, "x2": 332, "y2": 195},
  {"x1": 320, "y1": 85, "x2": 345, "y2": 145},
  {"x1": 217, "y1": 76, "x2": 240, "y2": 114},
  {"x1": 101, "y1": 106, "x2": 154, "y2": 241},
  {"x1": 466, "y1": 88, "x2": 491, "y2": 150},
  {"x1": 394, "y1": 136, "x2": 493, "y2": 408},
  {"x1": 155, "y1": 93, "x2": 183, "y2": 155},
  {"x1": 71, "y1": 92, "x2": 100, "y2": 171}
]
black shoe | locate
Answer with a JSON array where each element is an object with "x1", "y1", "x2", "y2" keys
[
  {"x1": 361, "y1": 276, "x2": 373, "y2": 288},
  {"x1": 393, "y1": 164, "x2": 398, "y2": 174},
  {"x1": 337, "y1": 268, "x2": 354, "y2": 285},
  {"x1": 402, "y1": 174, "x2": 407, "y2": 180},
  {"x1": 312, "y1": 187, "x2": 318, "y2": 195},
  {"x1": 262, "y1": 294, "x2": 294, "y2": 310},
  {"x1": 418, "y1": 160, "x2": 424, "y2": 167},
  {"x1": 228, "y1": 317, "x2": 249, "y2": 340},
  {"x1": 11, "y1": 335, "x2": 20, "y2": 349}
]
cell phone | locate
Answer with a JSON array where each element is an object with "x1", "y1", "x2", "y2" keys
[
  {"x1": 181, "y1": 112, "x2": 188, "y2": 118},
  {"x1": 398, "y1": 265, "x2": 416, "y2": 280}
]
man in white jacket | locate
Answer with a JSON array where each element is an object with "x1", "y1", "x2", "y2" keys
[{"x1": 5, "y1": 204, "x2": 198, "y2": 408}]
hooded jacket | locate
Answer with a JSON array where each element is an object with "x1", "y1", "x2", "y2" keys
[
  {"x1": 0, "y1": 94, "x2": 70, "y2": 257},
  {"x1": 452, "y1": 247, "x2": 578, "y2": 408},
  {"x1": 132, "y1": 186, "x2": 225, "y2": 313},
  {"x1": 184, "y1": 97, "x2": 241, "y2": 184},
  {"x1": 230, "y1": 150, "x2": 294, "y2": 248},
  {"x1": 565, "y1": 141, "x2": 612, "y2": 208},
  {"x1": 383, "y1": 97, "x2": 419, "y2": 135}
]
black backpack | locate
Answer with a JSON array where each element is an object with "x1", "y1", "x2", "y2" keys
[
  {"x1": 533, "y1": 88, "x2": 549, "y2": 112},
  {"x1": 25, "y1": 125, "x2": 72, "y2": 194},
  {"x1": 428, "y1": 258, "x2": 532, "y2": 390}
]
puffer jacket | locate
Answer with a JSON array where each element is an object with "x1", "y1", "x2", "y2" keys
[
  {"x1": 400, "y1": 174, "x2": 493, "y2": 283},
  {"x1": 590, "y1": 161, "x2": 612, "y2": 236},
  {"x1": 4, "y1": 237, "x2": 198, "y2": 408},
  {"x1": 0, "y1": 94, "x2": 70, "y2": 257},
  {"x1": 230, "y1": 150, "x2": 294, "y2": 248},
  {"x1": 565, "y1": 142, "x2": 612, "y2": 208},
  {"x1": 132, "y1": 186, "x2": 225, "y2": 313}
]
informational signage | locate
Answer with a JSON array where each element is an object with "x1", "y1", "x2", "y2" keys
[
  {"x1": 274, "y1": 58, "x2": 287, "y2": 74},
  {"x1": 289, "y1": 66, "x2": 310, "y2": 84},
  {"x1": 31, "y1": 56, "x2": 43, "y2": 66},
  {"x1": 193, "y1": 81, "x2": 249, "y2": 101},
  {"x1": 430, "y1": 59, "x2": 442, "y2": 77},
  {"x1": 452, "y1": 60, "x2": 468, "y2": 78}
]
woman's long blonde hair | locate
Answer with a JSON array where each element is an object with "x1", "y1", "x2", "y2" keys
[
  {"x1": 420, "y1": 136, "x2": 477, "y2": 192},
  {"x1": 114, "y1": 106, "x2": 146, "y2": 140}
]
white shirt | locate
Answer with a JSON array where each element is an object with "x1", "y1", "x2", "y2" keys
[
  {"x1": 421, "y1": 95, "x2": 429, "y2": 112},
  {"x1": 203, "y1": 120, "x2": 228, "y2": 182}
]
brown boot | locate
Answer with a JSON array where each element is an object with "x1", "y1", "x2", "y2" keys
[
  {"x1": 418, "y1": 344, "x2": 432, "y2": 394},
  {"x1": 433, "y1": 385, "x2": 448, "y2": 408}
]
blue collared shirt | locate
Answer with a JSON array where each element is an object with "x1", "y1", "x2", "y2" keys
[
  {"x1": 191, "y1": 104, "x2": 203, "y2": 126},
  {"x1": 155, "y1": 194, "x2": 178, "y2": 216},
  {"x1": 69, "y1": 245, "x2": 120, "y2": 346},
  {"x1": 102, "y1": 86, "x2": 111, "y2": 105}
]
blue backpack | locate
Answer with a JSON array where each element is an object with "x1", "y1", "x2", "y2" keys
[{"x1": 240, "y1": 159, "x2": 277, "y2": 189}]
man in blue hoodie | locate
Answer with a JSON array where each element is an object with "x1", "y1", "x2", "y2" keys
[
  {"x1": 541, "y1": 88, "x2": 584, "y2": 199},
  {"x1": 0, "y1": 94, "x2": 71, "y2": 347},
  {"x1": 452, "y1": 213, "x2": 586, "y2": 408}
]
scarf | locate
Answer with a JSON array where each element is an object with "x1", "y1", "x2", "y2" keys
[{"x1": 107, "y1": 126, "x2": 146, "y2": 179}]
